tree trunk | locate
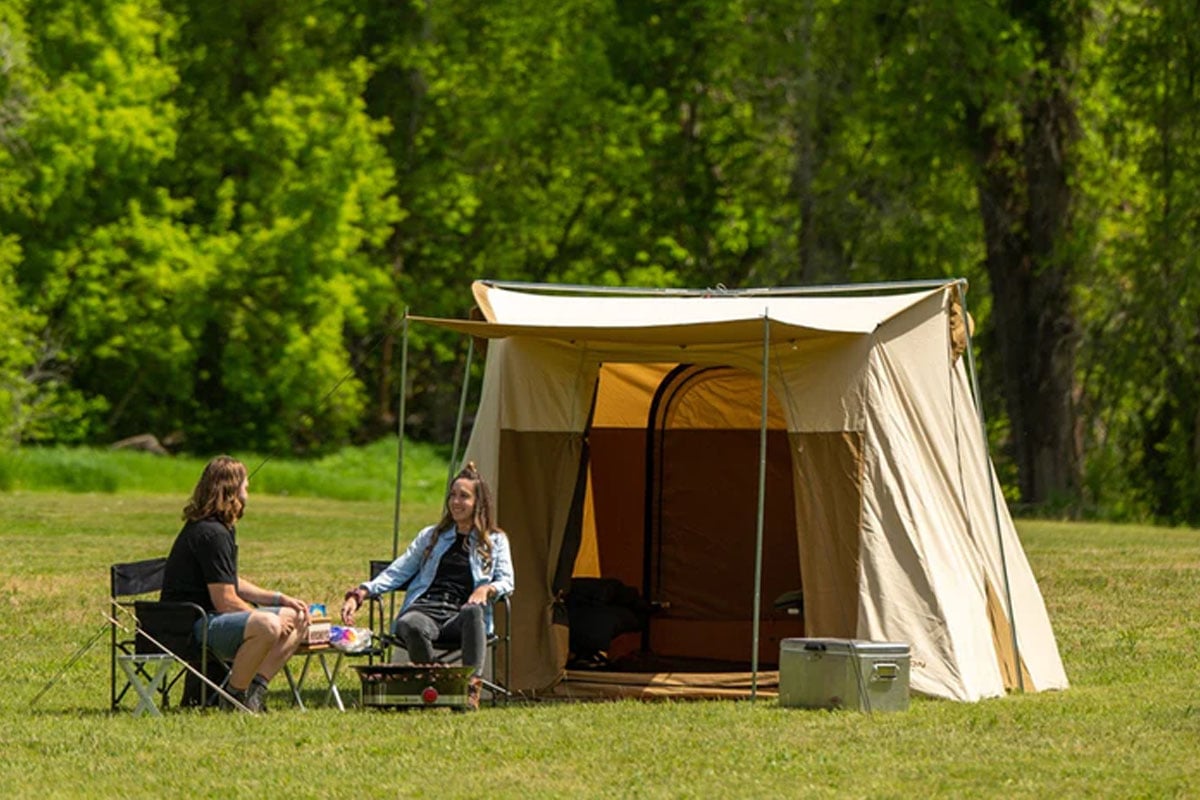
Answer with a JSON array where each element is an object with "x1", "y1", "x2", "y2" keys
[{"x1": 968, "y1": 6, "x2": 1083, "y2": 507}]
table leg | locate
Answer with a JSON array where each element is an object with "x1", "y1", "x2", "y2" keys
[
  {"x1": 317, "y1": 652, "x2": 346, "y2": 711},
  {"x1": 284, "y1": 653, "x2": 315, "y2": 710}
]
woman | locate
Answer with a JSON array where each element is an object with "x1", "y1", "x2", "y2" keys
[{"x1": 340, "y1": 462, "x2": 514, "y2": 708}]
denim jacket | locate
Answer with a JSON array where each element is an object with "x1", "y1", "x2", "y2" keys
[{"x1": 360, "y1": 524, "x2": 514, "y2": 635}]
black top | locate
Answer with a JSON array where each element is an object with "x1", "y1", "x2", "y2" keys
[
  {"x1": 410, "y1": 532, "x2": 473, "y2": 612},
  {"x1": 160, "y1": 517, "x2": 238, "y2": 613}
]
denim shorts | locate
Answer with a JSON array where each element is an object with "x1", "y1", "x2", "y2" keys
[{"x1": 194, "y1": 606, "x2": 281, "y2": 661}]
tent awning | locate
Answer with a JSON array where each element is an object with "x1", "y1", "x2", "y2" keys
[
  {"x1": 408, "y1": 316, "x2": 867, "y2": 345},
  {"x1": 473, "y1": 282, "x2": 947, "y2": 332},
  {"x1": 412, "y1": 283, "x2": 949, "y2": 345}
]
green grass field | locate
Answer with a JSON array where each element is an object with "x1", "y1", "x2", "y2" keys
[{"x1": 2, "y1": 448, "x2": 1200, "y2": 797}]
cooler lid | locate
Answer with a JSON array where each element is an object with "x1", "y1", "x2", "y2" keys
[{"x1": 780, "y1": 638, "x2": 910, "y2": 656}]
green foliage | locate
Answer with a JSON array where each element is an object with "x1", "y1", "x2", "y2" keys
[
  {"x1": 4, "y1": 0, "x2": 200, "y2": 444},
  {"x1": 3, "y1": 0, "x2": 1200, "y2": 521},
  {"x1": 1074, "y1": 0, "x2": 1200, "y2": 524},
  {"x1": 0, "y1": 1, "x2": 401, "y2": 454},
  {"x1": 160, "y1": 3, "x2": 402, "y2": 454},
  {"x1": 0, "y1": 7, "x2": 103, "y2": 448}
]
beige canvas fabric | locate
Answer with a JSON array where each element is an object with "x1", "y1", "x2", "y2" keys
[{"x1": 414, "y1": 281, "x2": 1068, "y2": 701}]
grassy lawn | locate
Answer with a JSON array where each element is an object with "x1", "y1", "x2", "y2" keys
[{"x1": 3, "y1": 484, "x2": 1200, "y2": 797}]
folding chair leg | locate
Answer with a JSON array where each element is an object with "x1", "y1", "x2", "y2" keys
[
  {"x1": 117, "y1": 656, "x2": 174, "y2": 717},
  {"x1": 476, "y1": 676, "x2": 510, "y2": 703}
]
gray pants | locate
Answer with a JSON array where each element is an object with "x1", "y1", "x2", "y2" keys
[{"x1": 392, "y1": 603, "x2": 486, "y2": 676}]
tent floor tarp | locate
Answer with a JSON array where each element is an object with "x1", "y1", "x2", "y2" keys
[{"x1": 551, "y1": 670, "x2": 780, "y2": 701}]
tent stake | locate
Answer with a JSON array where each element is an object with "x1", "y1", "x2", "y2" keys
[
  {"x1": 958, "y1": 281, "x2": 1023, "y2": 692},
  {"x1": 750, "y1": 314, "x2": 771, "y2": 700},
  {"x1": 446, "y1": 336, "x2": 475, "y2": 488}
]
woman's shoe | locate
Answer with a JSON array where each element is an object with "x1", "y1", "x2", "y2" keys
[{"x1": 466, "y1": 677, "x2": 482, "y2": 711}]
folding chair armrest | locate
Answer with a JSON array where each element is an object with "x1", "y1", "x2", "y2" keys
[{"x1": 493, "y1": 592, "x2": 512, "y2": 628}]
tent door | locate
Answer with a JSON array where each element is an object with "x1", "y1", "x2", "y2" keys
[{"x1": 643, "y1": 365, "x2": 804, "y2": 668}]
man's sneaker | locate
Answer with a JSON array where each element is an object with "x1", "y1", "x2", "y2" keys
[
  {"x1": 219, "y1": 687, "x2": 251, "y2": 712},
  {"x1": 246, "y1": 680, "x2": 270, "y2": 714}
]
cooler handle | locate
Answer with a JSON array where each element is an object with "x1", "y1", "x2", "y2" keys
[{"x1": 871, "y1": 662, "x2": 899, "y2": 682}]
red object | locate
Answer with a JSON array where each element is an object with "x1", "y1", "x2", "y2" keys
[{"x1": 421, "y1": 686, "x2": 439, "y2": 704}]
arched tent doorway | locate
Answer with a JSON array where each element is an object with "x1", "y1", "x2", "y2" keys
[
  {"x1": 574, "y1": 362, "x2": 804, "y2": 672},
  {"x1": 645, "y1": 364, "x2": 804, "y2": 668}
]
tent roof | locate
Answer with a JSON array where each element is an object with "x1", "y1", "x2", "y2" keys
[{"x1": 411, "y1": 281, "x2": 954, "y2": 344}]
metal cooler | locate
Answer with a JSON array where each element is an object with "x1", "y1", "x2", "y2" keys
[{"x1": 779, "y1": 638, "x2": 911, "y2": 712}]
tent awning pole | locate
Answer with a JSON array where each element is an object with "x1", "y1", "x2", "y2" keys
[
  {"x1": 391, "y1": 309, "x2": 410, "y2": 562},
  {"x1": 446, "y1": 336, "x2": 475, "y2": 489},
  {"x1": 751, "y1": 314, "x2": 770, "y2": 700},
  {"x1": 958, "y1": 281, "x2": 1023, "y2": 692},
  {"x1": 480, "y1": 278, "x2": 952, "y2": 298}
]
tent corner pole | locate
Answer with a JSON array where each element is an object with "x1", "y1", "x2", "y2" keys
[
  {"x1": 958, "y1": 281, "x2": 1024, "y2": 693},
  {"x1": 391, "y1": 309, "x2": 410, "y2": 562},
  {"x1": 751, "y1": 314, "x2": 771, "y2": 701}
]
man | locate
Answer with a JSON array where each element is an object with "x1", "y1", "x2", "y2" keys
[{"x1": 161, "y1": 455, "x2": 309, "y2": 712}]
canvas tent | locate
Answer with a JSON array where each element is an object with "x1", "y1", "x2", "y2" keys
[{"x1": 410, "y1": 279, "x2": 1069, "y2": 702}]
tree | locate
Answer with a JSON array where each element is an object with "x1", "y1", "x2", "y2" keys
[
  {"x1": 842, "y1": 0, "x2": 1090, "y2": 507},
  {"x1": 1, "y1": 0, "x2": 207, "y2": 443},
  {"x1": 1076, "y1": 0, "x2": 1200, "y2": 522},
  {"x1": 0, "y1": 0, "x2": 111, "y2": 445}
]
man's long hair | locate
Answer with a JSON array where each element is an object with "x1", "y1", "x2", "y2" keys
[
  {"x1": 433, "y1": 461, "x2": 500, "y2": 568},
  {"x1": 183, "y1": 455, "x2": 247, "y2": 529}
]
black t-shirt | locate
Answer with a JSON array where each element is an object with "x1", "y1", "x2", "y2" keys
[
  {"x1": 160, "y1": 517, "x2": 238, "y2": 613},
  {"x1": 411, "y1": 532, "x2": 473, "y2": 612}
]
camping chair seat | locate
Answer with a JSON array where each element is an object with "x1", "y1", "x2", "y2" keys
[{"x1": 366, "y1": 559, "x2": 512, "y2": 704}]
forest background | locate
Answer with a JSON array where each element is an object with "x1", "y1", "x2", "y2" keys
[{"x1": 0, "y1": 0, "x2": 1195, "y2": 524}]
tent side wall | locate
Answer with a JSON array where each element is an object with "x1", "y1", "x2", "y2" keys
[
  {"x1": 469, "y1": 338, "x2": 599, "y2": 692},
  {"x1": 860, "y1": 289, "x2": 1067, "y2": 699},
  {"x1": 789, "y1": 430, "x2": 865, "y2": 639},
  {"x1": 771, "y1": 334, "x2": 874, "y2": 644},
  {"x1": 859, "y1": 293, "x2": 1001, "y2": 700},
  {"x1": 947, "y1": 353, "x2": 1070, "y2": 692}
]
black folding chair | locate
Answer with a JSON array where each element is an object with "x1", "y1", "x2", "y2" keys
[
  {"x1": 110, "y1": 558, "x2": 221, "y2": 714},
  {"x1": 366, "y1": 559, "x2": 512, "y2": 704}
]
